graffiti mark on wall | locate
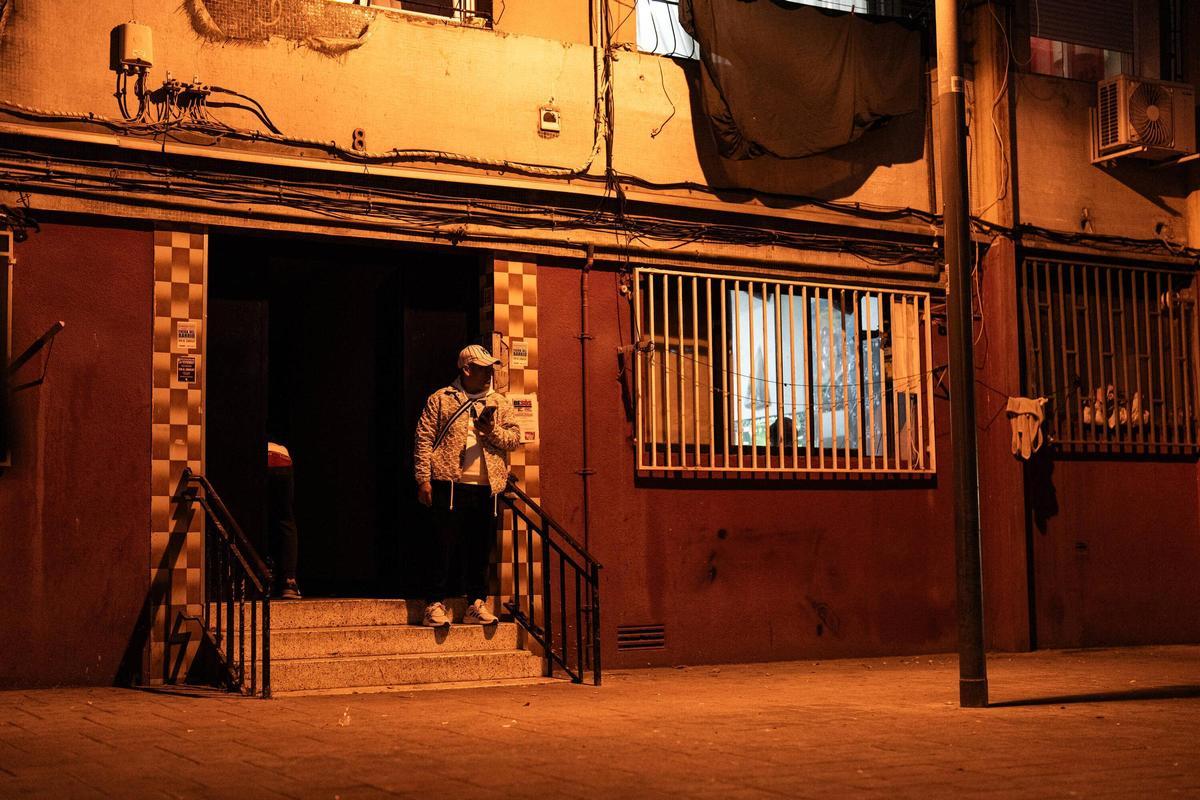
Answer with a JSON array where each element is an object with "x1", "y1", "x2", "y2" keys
[{"x1": 184, "y1": 0, "x2": 374, "y2": 56}]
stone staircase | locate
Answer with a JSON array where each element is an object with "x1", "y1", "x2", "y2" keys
[{"x1": 220, "y1": 598, "x2": 545, "y2": 696}]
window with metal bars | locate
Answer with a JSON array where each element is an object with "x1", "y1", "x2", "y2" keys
[
  {"x1": 332, "y1": 0, "x2": 492, "y2": 25},
  {"x1": 1019, "y1": 257, "x2": 1200, "y2": 454},
  {"x1": 633, "y1": 267, "x2": 937, "y2": 476}
]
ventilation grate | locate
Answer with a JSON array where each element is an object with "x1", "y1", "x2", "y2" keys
[
  {"x1": 617, "y1": 624, "x2": 666, "y2": 651},
  {"x1": 1098, "y1": 81, "x2": 1120, "y2": 149}
]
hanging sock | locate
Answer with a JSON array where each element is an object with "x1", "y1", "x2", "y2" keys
[
  {"x1": 1007, "y1": 396, "x2": 1049, "y2": 460},
  {"x1": 1131, "y1": 391, "x2": 1151, "y2": 427},
  {"x1": 1106, "y1": 385, "x2": 1119, "y2": 429}
]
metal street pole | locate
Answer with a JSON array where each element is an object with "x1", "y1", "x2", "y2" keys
[{"x1": 934, "y1": 0, "x2": 989, "y2": 708}]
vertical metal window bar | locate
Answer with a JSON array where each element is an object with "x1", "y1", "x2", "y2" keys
[
  {"x1": 706, "y1": 278, "x2": 716, "y2": 468},
  {"x1": 720, "y1": 281, "x2": 730, "y2": 472},
  {"x1": 876, "y1": 291, "x2": 890, "y2": 470},
  {"x1": 864, "y1": 292, "x2": 878, "y2": 466},
  {"x1": 676, "y1": 274, "x2": 687, "y2": 466},
  {"x1": 692, "y1": 278, "x2": 701, "y2": 469},
  {"x1": 774, "y1": 283, "x2": 785, "y2": 468},
  {"x1": 662, "y1": 273, "x2": 672, "y2": 468}
]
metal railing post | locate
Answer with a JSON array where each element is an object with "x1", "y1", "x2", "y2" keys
[
  {"x1": 540, "y1": 514, "x2": 553, "y2": 678},
  {"x1": 498, "y1": 476, "x2": 602, "y2": 688},
  {"x1": 176, "y1": 469, "x2": 273, "y2": 698},
  {"x1": 262, "y1": 573, "x2": 272, "y2": 699},
  {"x1": 591, "y1": 563, "x2": 602, "y2": 686}
]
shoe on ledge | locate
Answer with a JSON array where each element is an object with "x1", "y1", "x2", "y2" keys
[
  {"x1": 463, "y1": 598, "x2": 498, "y2": 625},
  {"x1": 280, "y1": 579, "x2": 302, "y2": 601},
  {"x1": 423, "y1": 601, "x2": 451, "y2": 628}
]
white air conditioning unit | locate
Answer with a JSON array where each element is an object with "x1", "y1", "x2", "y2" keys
[{"x1": 1095, "y1": 75, "x2": 1196, "y2": 161}]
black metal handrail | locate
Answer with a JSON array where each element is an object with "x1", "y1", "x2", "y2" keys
[
  {"x1": 175, "y1": 468, "x2": 272, "y2": 698},
  {"x1": 499, "y1": 475, "x2": 602, "y2": 685}
]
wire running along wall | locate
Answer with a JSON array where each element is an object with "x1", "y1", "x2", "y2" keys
[
  {"x1": 0, "y1": 229, "x2": 11, "y2": 467},
  {"x1": 1020, "y1": 256, "x2": 1200, "y2": 454},
  {"x1": 633, "y1": 267, "x2": 937, "y2": 476}
]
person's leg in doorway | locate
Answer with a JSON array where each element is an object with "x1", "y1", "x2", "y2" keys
[
  {"x1": 455, "y1": 484, "x2": 498, "y2": 626},
  {"x1": 268, "y1": 465, "x2": 301, "y2": 599},
  {"x1": 422, "y1": 480, "x2": 456, "y2": 627}
]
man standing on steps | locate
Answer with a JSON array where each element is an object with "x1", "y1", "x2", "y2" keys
[{"x1": 413, "y1": 344, "x2": 521, "y2": 629}]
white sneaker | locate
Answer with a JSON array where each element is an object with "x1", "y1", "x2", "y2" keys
[
  {"x1": 423, "y1": 602, "x2": 451, "y2": 628},
  {"x1": 463, "y1": 599, "x2": 498, "y2": 625}
]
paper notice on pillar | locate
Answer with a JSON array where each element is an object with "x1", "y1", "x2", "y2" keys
[
  {"x1": 174, "y1": 320, "x2": 200, "y2": 352},
  {"x1": 510, "y1": 394, "x2": 539, "y2": 444},
  {"x1": 510, "y1": 340, "x2": 530, "y2": 369},
  {"x1": 174, "y1": 355, "x2": 201, "y2": 387}
]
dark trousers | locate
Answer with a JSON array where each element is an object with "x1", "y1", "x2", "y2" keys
[
  {"x1": 425, "y1": 480, "x2": 494, "y2": 604},
  {"x1": 267, "y1": 466, "x2": 299, "y2": 583}
]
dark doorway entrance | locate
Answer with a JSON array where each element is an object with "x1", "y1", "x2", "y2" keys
[{"x1": 208, "y1": 231, "x2": 481, "y2": 597}]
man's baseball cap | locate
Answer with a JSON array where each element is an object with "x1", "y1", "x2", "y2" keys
[{"x1": 457, "y1": 344, "x2": 502, "y2": 370}]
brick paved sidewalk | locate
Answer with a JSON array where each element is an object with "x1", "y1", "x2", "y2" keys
[{"x1": 1, "y1": 645, "x2": 1198, "y2": 799}]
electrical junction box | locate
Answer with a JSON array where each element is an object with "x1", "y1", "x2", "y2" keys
[
  {"x1": 110, "y1": 22, "x2": 154, "y2": 72},
  {"x1": 539, "y1": 106, "x2": 561, "y2": 137}
]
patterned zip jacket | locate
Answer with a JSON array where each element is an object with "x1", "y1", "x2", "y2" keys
[{"x1": 413, "y1": 382, "x2": 521, "y2": 495}]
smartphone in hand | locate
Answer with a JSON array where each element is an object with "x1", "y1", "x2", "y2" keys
[{"x1": 476, "y1": 405, "x2": 498, "y2": 427}]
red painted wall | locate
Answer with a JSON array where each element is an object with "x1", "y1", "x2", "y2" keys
[
  {"x1": 537, "y1": 257, "x2": 1200, "y2": 667},
  {"x1": 0, "y1": 220, "x2": 152, "y2": 687},
  {"x1": 975, "y1": 239, "x2": 1033, "y2": 651},
  {"x1": 1031, "y1": 458, "x2": 1200, "y2": 648},
  {"x1": 536, "y1": 263, "x2": 962, "y2": 668}
]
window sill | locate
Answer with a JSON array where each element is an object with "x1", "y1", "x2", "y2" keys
[{"x1": 329, "y1": 1, "x2": 492, "y2": 29}]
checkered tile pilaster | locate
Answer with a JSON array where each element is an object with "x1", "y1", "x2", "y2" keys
[
  {"x1": 483, "y1": 256, "x2": 540, "y2": 611},
  {"x1": 148, "y1": 227, "x2": 207, "y2": 685}
]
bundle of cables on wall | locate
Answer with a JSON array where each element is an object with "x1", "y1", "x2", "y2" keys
[
  {"x1": 102, "y1": 61, "x2": 605, "y2": 180},
  {"x1": 115, "y1": 70, "x2": 283, "y2": 137}
]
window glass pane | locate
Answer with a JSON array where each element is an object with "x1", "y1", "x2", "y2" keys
[
  {"x1": 637, "y1": 0, "x2": 697, "y2": 58},
  {"x1": 1030, "y1": 36, "x2": 1063, "y2": 77},
  {"x1": 1064, "y1": 43, "x2": 1106, "y2": 81},
  {"x1": 1102, "y1": 49, "x2": 1129, "y2": 79},
  {"x1": 637, "y1": 0, "x2": 884, "y2": 59},
  {"x1": 729, "y1": 287, "x2": 884, "y2": 451},
  {"x1": 731, "y1": 287, "x2": 784, "y2": 447},
  {"x1": 804, "y1": 0, "x2": 871, "y2": 11},
  {"x1": 809, "y1": 294, "x2": 860, "y2": 450},
  {"x1": 1029, "y1": 35, "x2": 1129, "y2": 81}
]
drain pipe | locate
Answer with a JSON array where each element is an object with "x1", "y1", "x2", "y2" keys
[{"x1": 578, "y1": 244, "x2": 595, "y2": 550}]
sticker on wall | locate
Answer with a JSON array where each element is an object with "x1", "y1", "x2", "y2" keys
[
  {"x1": 510, "y1": 340, "x2": 530, "y2": 369},
  {"x1": 510, "y1": 393, "x2": 539, "y2": 444},
  {"x1": 174, "y1": 355, "x2": 200, "y2": 386},
  {"x1": 175, "y1": 320, "x2": 200, "y2": 352}
]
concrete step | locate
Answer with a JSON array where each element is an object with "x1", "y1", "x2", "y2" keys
[
  {"x1": 210, "y1": 598, "x2": 489, "y2": 629},
  {"x1": 273, "y1": 676, "x2": 563, "y2": 698},
  {"x1": 269, "y1": 649, "x2": 545, "y2": 693},
  {"x1": 269, "y1": 622, "x2": 521, "y2": 659},
  {"x1": 272, "y1": 598, "x2": 429, "y2": 629}
]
